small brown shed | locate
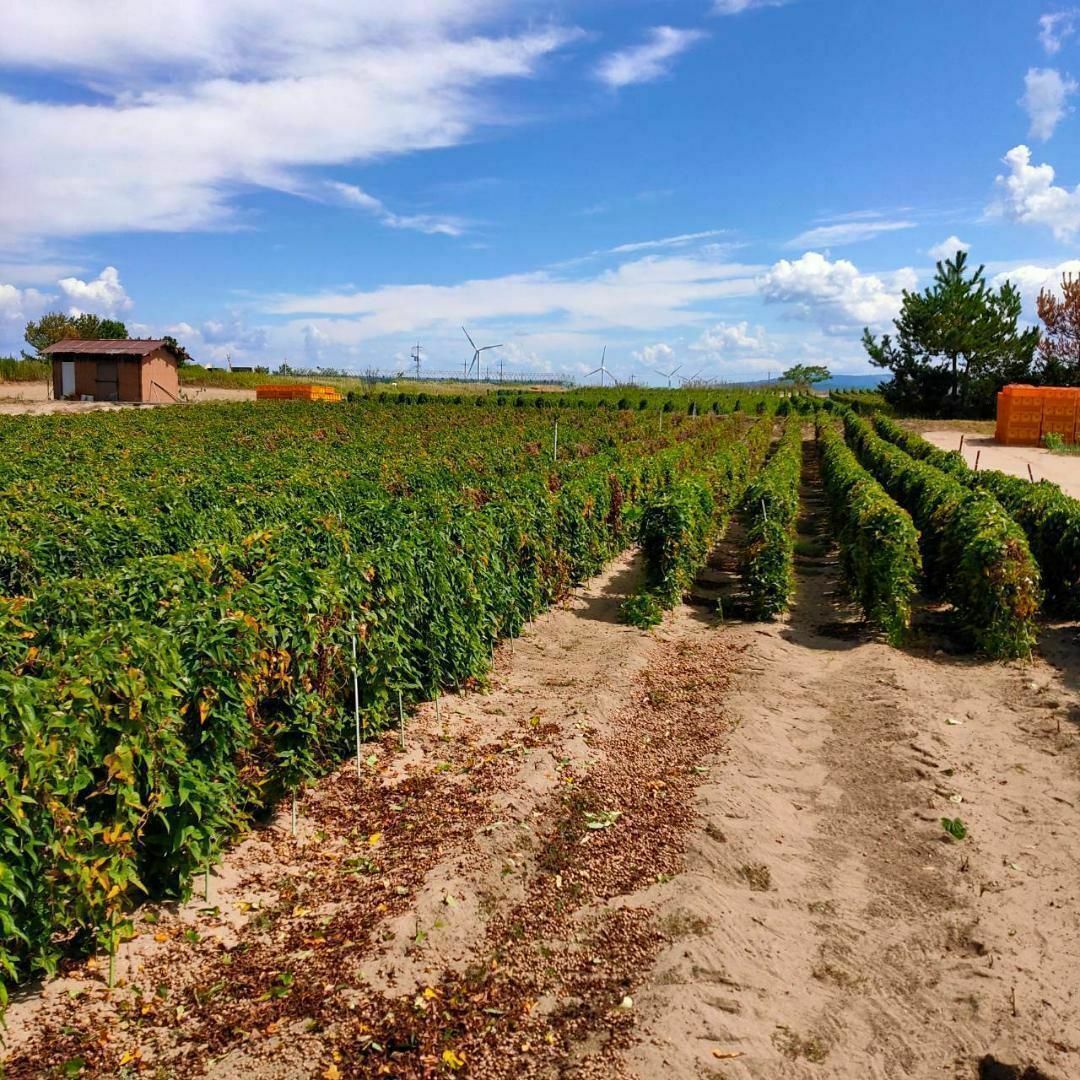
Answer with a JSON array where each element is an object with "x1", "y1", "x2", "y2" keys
[{"x1": 44, "y1": 339, "x2": 182, "y2": 403}]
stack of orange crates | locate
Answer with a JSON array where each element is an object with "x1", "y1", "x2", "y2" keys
[
  {"x1": 995, "y1": 384, "x2": 1080, "y2": 445},
  {"x1": 255, "y1": 384, "x2": 343, "y2": 403}
]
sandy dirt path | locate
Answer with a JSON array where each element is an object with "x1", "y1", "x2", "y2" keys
[
  {"x1": 627, "y1": 446, "x2": 1080, "y2": 1080},
  {"x1": 0, "y1": 382, "x2": 254, "y2": 414},
  {"x1": 921, "y1": 430, "x2": 1080, "y2": 499}
]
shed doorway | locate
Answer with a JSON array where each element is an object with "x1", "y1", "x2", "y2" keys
[
  {"x1": 60, "y1": 361, "x2": 75, "y2": 398},
  {"x1": 95, "y1": 360, "x2": 118, "y2": 401}
]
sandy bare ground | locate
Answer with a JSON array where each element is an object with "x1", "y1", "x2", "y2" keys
[
  {"x1": 4, "y1": 471, "x2": 1080, "y2": 1078},
  {"x1": 0, "y1": 382, "x2": 254, "y2": 414},
  {"x1": 922, "y1": 430, "x2": 1080, "y2": 499}
]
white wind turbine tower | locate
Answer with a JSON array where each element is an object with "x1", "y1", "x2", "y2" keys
[
  {"x1": 678, "y1": 368, "x2": 705, "y2": 386},
  {"x1": 658, "y1": 364, "x2": 682, "y2": 388},
  {"x1": 462, "y1": 327, "x2": 503, "y2": 382},
  {"x1": 586, "y1": 346, "x2": 613, "y2": 386}
]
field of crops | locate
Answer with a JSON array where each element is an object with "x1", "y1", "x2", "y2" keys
[{"x1": 0, "y1": 394, "x2": 788, "y2": 996}]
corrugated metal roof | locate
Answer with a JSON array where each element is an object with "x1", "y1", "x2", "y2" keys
[{"x1": 43, "y1": 338, "x2": 168, "y2": 356}]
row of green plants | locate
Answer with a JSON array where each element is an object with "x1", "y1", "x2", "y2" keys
[
  {"x1": 739, "y1": 415, "x2": 803, "y2": 619},
  {"x1": 0, "y1": 408, "x2": 743, "y2": 998},
  {"x1": 0, "y1": 402, "x2": 689, "y2": 596},
  {"x1": 828, "y1": 389, "x2": 892, "y2": 416},
  {"x1": 816, "y1": 421, "x2": 921, "y2": 643},
  {"x1": 622, "y1": 418, "x2": 773, "y2": 627},
  {"x1": 840, "y1": 409, "x2": 1041, "y2": 657},
  {"x1": 870, "y1": 415, "x2": 1080, "y2": 617}
]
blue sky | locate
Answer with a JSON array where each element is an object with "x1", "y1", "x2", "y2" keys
[{"x1": 2, "y1": 0, "x2": 1080, "y2": 383}]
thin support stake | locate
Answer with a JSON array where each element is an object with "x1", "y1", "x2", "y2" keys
[
  {"x1": 959, "y1": 434, "x2": 965, "y2": 453},
  {"x1": 352, "y1": 635, "x2": 362, "y2": 780},
  {"x1": 398, "y1": 690, "x2": 406, "y2": 750},
  {"x1": 291, "y1": 793, "x2": 297, "y2": 838},
  {"x1": 974, "y1": 450, "x2": 981, "y2": 473},
  {"x1": 760, "y1": 498, "x2": 768, "y2": 523},
  {"x1": 553, "y1": 418, "x2": 559, "y2": 462},
  {"x1": 204, "y1": 866, "x2": 210, "y2": 904},
  {"x1": 1028, "y1": 463, "x2": 1035, "y2": 483}
]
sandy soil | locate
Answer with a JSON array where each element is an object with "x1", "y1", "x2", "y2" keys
[
  {"x1": 4, "y1": 462, "x2": 1080, "y2": 1078},
  {"x1": 0, "y1": 382, "x2": 255, "y2": 414},
  {"x1": 922, "y1": 430, "x2": 1080, "y2": 499}
]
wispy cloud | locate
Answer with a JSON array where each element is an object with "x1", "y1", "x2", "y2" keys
[
  {"x1": 608, "y1": 229, "x2": 729, "y2": 254},
  {"x1": 712, "y1": 0, "x2": 790, "y2": 14},
  {"x1": 595, "y1": 26, "x2": 705, "y2": 89},
  {"x1": 0, "y1": 4, "x2": 578, "y2": 245},
  {"x1": 1020, "y1": 67, "x2": 1078, "y2": 140},
  {"x1": 1039, "y1": 10, "x2": 1079, "y2": 54},
  {"x1": 787, "y1": 219, "x2": 915, "y2": 248},
  {"x1": 327, "y1": 182, "x2": 466, "y2": 236}
]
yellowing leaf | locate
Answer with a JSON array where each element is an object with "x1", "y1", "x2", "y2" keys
[
  {"x1": 367, "y1": 833, "x2": 382, "y2": 847},
  {"x1": 322, "y1": 1066, "x2": 342, "y2": 1080},
  {"x1": 442, "y1": 1048, "x2": 466, "y2": 1070}
]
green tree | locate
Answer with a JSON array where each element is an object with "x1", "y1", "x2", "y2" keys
[
  {"x1": 161, "y1": 335, "x2": 193, "y2": 366},
  {"x1": 781, "y1": 364, "x2": 831, "y2": 392},
  {"x1": 862, "y1": 251, "x2": 1038, "y2": 418},
  {"x1": 24, "y1": 312, "x2": 128, "y2": 356}
]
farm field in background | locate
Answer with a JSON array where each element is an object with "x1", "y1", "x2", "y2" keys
[{"x1": 3, "y1": 393, "x2": 1079, "y2": 1079}]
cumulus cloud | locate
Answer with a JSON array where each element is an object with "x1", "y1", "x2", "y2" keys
[
  {"x1": 0, "y1": 283, "x2": 51, "y2": 325},
  {"x1": 787, "y1": 218, "x2": 914, "y2": 249},
  {"x1": 57, "y1": 266, "x2": 133, "y2": 316},
  {"x1": 328, "y1": 182, "x2": 466, "y2": 236},
  {"x1": 991, "y1": 144, "x2": 1080, "y2": 241},
  {"x1": 1039, "y1": 10, "x2": 1079, "y2": 54},
  {"x1": 990, "y1": 259, "x2": 1080, "y2": 311},
  {"x1": 0, "y1": 5, "x2": 577, "y2": 244},
  {"x1": 928, "y1": 236, "x2": 970, "y2": 261},
  {"x1": 634, "y1": 342, "x2": 676, "y2": 368},
  {"x1": 691, "y1": 321, "x2": 769, "y2": 354},
  {"x1": 759, "y1": 251, "x2": 917, "y2": 331},
  {"x1": 1020, "y1": 68, "x2": 1077, "y2": 140},
  {"x1": 596, "y1": 26, "x2": 705, "y2": 89}
]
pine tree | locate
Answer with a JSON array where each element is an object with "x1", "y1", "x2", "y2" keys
[{"x1": 863, "y1": 252, "x2": 1039, "y2": 417}]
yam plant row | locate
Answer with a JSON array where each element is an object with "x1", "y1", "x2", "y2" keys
[{"x1": 0, "y1": 399, "x2": 775, "y2": 998}]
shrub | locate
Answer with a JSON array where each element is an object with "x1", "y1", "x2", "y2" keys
[
  {"x1": 817, "y1": 421, "x2": 921, "y2": 642},
  {"x1": 842, "y1": 410, "x2": 1040, "y2": 656},
  {"x1": 739, "y1": 416, "x2": 802, "y2": 618}
]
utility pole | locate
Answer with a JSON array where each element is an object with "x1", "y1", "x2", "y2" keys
[{"x1": 411, "y1": 342, "x2": 422, "y2": 380}]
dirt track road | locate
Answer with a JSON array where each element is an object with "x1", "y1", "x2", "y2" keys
[{"x1": 922, "y1": 430, "x2": 1080, "y2": 499}]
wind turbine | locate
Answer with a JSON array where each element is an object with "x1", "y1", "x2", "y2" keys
[
  {"x1": 658, "y1": 364, "x2": 682, "y2": 388},
  {"x1": 463, "y1": 327, "x2": 503, "y2": 382},
  {"x1": 586, "y1": 346, "x2": 613, "y2": 386},
  {"x1": 678, "y1": 368, "x2": 706, "y2": 386}
]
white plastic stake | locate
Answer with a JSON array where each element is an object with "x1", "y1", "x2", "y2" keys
[
  {"x1": 398, "y1": 690, "x2": 405, "y2": 750},
  {"x1": 291, "y1": 793, "x2": 297, "y2": 837},
  {"x1": 553, "y1": 418, "x2": 559, "y2": 462},
  {"x1": 352, "y1": 635, "x2": 362, "y2": 779}
]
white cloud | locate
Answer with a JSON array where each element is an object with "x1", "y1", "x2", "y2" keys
[
  {"x1": 596, "y1": 26, "x2": 705, "y2": 89},
  {"x1": 0, "y1": 6, "x2": 577, "y2": 244},
  {"x1": 928, "y1": 235, "x2": 970, "y2": 261},
  {"x1": 1021, "y1": 68, "x2": 1077, "y2": 140},
  {"x1": 634, "y1": 342, "x2": 676, "y2": 368},
  {"x1": 990, "y1": 259, "x2": 1080, "y2": 311},
  {"x1": 713, "y1": 0, "x2": 787, "y2": 13},
  {"x1": 608, "y1": 230, "x2": 728, "y2": 255},
  {"x1": 787, "y1": 219, "x2": 914, "y2": 248},
  {"x1": 691, "y1": 321, "x2": 769, "y2": 354},
  {"x1": 760, "y1": 251, "x2": 917, "y2": 331},
  {"x1": 991, "y1": 144, "x2": 1080, "y2": 241},
  {"x1": 57, "y1": 266, "x2": 133, "y2": 316},
  {"x1": 1039, "y1": 10, "x2": 1079, "y2": 54},
  {"x1": 327, "y1": 182, "x2": 466, "y2": 236}
]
